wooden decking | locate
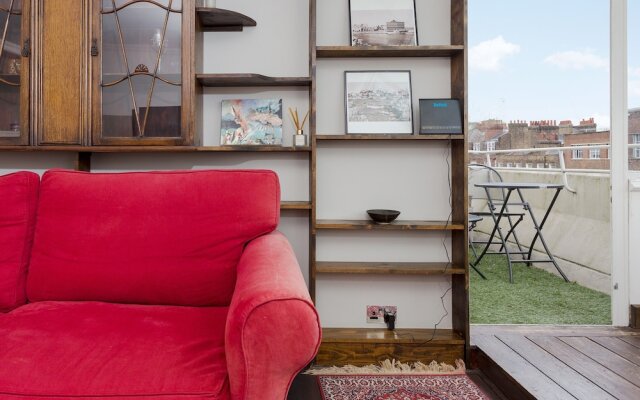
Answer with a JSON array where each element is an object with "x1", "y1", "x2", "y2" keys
[{"x1": 472, "y1": 325, "x2": 640, "y2": 400}]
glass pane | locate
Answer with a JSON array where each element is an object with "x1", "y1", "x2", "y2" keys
[
  {"x1": 0, "y1": 11, "x2": 7, "y2": 43},
  {"x1": 11, "y1": 0, "x2": 22, "y2": 13},
  {"x1": 0, "y1": 0, "x2": 21, "y2": 13},
  {"x1": 0, "y1": 2, "x2": 21, "y2": 139},
  {"x1": 101, "y1": 0, "x2": 182, "y2": 140},
  {"x1": 102, "y1": 12, "x2": 127, "y2": 79},
  {"x1": 0, "y1": 84, "x2": 20, "y2": 137},
  {"x1": 157, "y1": 10, "x2": 181, "y2": 79},
  {"x1": 119, "y1": 3, "x2": 166, "y2": 75},
  {"x1": 142, "y1": 79, "x2": 181, "y2": 137},
  {"x1": 115, "y1": 0, "x2": 171, "y2": 9},
  {"x1": 102, "y1": 81, "x2": 134, "y2": 138},
  {"x1": 102, "y1": 0, "x2": 112, "y2": 13}
]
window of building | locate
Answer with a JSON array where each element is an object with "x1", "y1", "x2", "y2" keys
[
  {"x1": 547, "y1": 163, "x2": 556, "y2": 169},
  {"x1": 486, "y1": 141, "x2": 496, "y2": 151},
  {"x1": 572, "y1": 147, "x2": 583, "y2": 159},
  {"x1": 590, "y1": 148, "x2": 601, "y2": 159},
  {"x1": 472, "y1": 142, "x2": 481, "y2": 151},
  {"x1": 506, "y1": 163, "x2": 513, "y2": 168},
  {"x1": 526, "y1": 163, "x2": 533, "y2": 169},
  {"x1": 633, "y1": 134, "x2": 640, "y2": 159},
  {"x1": 515, "y1": 163, "x2": 522, "y2": 168},
  {"x1": 536, "y1": 163, "x2": 545, "y2": 169}
]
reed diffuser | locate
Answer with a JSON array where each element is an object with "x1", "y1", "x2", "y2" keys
[{"x1": 288, "y1": 108, "x2": 309, "y2": 147}]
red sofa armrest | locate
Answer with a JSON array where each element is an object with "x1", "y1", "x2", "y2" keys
[{"x1": 225, "y1": 231, "x2": 321, "y2": 400}]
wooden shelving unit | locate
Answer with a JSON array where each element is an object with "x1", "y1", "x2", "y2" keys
[
  {"x1": 310, "y1": 0, "x2": 469, "y2": 367},
  {"x1": 315, "y1": 220, "x2": 465, "y2": 231},
  {"x1": 315, "y1": 262, "x2": 465, "y2": 276},
  {"x1": 196, "y1": 7, "x2": 256, "y2": 32},
  {"x1": 197, "y1": 74, "x2": 312, "y2": 87},
  {"x1": 316, "y1": 45, "x2": 464, "y2": 58},
  {"x1": 317, "y1": 134, "x2": 464, "y2": 141}
]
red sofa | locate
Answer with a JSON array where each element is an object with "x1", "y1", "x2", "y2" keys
[{"x1": 0, "y1": 170, "x2": 321, "y2": 400}]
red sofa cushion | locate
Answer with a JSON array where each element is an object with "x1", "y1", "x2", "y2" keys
[
  {"x1": 27, "y1": 170, "x2": 280, "y2": 306},
  {"x1": 0, "y1": 171, "x2": 39, "y2": 312},
  {"x1": 0, "y1": 301, "x2": 230, "y2": 399}
]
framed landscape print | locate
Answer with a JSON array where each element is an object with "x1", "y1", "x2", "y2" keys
[
  {"x1": 220, "y1": 99, "x2": 283, "y2": 145},
  {"x1": 345, "y1": 71, "x2": 413, "y2": 134},
  {"x1": 349, "y1": 0, "x2": 418, "y2": 47}
]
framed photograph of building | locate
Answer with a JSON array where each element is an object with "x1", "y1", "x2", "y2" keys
[
  {"x1": 349, "y1": 0, "x2": 418, "y2": 47},
  {"x1": 345, "y1": 71, "x2": 413, "y2": 134},
  {"x1": 220, "y1": 99, "x2": 283, "y2": 145}
]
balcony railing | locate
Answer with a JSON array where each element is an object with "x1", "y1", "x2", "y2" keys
[{"x1": 469, "y1": 143, "x2": 640, "y2": 193}]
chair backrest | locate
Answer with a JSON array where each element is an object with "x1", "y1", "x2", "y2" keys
[
  {"x1": 27, "y1": 169, "x2": 280, "y2": 307},
  {"x1": 468, "y1": 163, "x2": 507, "y2": 211}
]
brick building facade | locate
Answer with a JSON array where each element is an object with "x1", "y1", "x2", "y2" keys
[
  {"x1": 564, "y1": 131, "x2": 610, "y2": 170},
  {"x1": 470, "y1": 113, "x2": 640, "y2": 170}
]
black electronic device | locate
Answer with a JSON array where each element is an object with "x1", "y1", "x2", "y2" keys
[{"x1": 419, "y1": 99, "x2": 463, "y2": 135}]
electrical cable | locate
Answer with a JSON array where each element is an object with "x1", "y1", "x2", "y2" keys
[{"x1": 392, "y1": 136, "x2": 455, "y2": 344}]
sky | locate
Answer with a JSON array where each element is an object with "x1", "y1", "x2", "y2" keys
[{"x1": 469, "y1": 0, "x2": 640, "y2": 130}]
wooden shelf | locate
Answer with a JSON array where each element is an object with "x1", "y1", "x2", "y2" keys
[
  {"x1": 197, "y1": 73, "x2": 311, "y2": 87},
  {"x1": 316, "y1": 134, "x2": 464, "y2": 141},
  {"x1": 281, "y1": 201, "x2": 312, "y2": 210},
  {"x1": 317, "y1": 328, "x2": 465, "y2": 366},
  {"x1": 0, "y1": 146, "x2": 311, "y2": 153},
  {"x1": 315, "y1": 219, "x2": 465, "y2": 231},
  {"x1": 316, "y1": 261, "x2": 465, "y2": 275},
  {"x1": 196, "y1": 7, "x2": 256, "y2": 32},
  {"x1": 316, "y1": 45, "x2": 464, "y2": 58}
]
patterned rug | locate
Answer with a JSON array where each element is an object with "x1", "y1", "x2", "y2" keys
[{"x1": 317, "y1": 374, "x2": 490, "y2": 400}]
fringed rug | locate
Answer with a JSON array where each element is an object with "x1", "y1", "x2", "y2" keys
[{"x1": 307, "y1": 360, "x2": 490, "y2": 400}]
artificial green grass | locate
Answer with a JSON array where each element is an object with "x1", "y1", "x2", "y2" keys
[{"x1": 470, "y1": 253, "x2": 611, "y2": 325}]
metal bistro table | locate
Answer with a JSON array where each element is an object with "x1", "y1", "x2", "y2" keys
[{"x1": 471, "y1": 182, "x2": 569, "y2": 283}]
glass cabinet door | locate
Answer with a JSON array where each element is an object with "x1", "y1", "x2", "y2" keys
[
  {"x1": 0, "y1": 0, "x2": 28, "y2": 145},
  {"x1": 95, "y1": 0, "x2": 184, "y2": 144}
]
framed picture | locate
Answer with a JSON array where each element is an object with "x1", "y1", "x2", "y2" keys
[
  {"x1": 419, "y1": 99, "x2": 463, "y2": 135},
  {"x1": 345, "y1": 70, "x2": 413, "y2": 134},
  {"x1": 220, "y1": 99, "x2": 283, "y2": 145},
  {"x1": 349, "y1": 0, "x2": 418, "y2": 47}
]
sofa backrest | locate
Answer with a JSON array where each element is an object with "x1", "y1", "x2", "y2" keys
[
  {"x1": 0, "y1": 172, "x2": 40, "y2": 312},
  {"x1": 27, "y1": 170, "x2": 280, "y2": 307}
]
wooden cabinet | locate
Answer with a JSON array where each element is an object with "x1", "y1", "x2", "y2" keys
[
  {"x1": 0, "y1": 0, "x2": 29, "y2": 145},
  {"x1": 29, "y1": 0, "x2": 196, "y2": 146},
  {"x1": 91, "y1": 0, "x2": 195, "y2": 145}
]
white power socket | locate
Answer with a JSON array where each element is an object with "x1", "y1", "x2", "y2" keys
[{"x1": 366, "y1": 305, "x2": 397, "y2": 324}]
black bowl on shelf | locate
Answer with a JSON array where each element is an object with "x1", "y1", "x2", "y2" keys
[{"x1": 367, "y1": 209, "x2": 401, "y2": 224}]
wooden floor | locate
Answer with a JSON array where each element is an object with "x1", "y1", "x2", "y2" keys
[{"x1": 472, "y1": 325, "x2": 640, "y2": 400}]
